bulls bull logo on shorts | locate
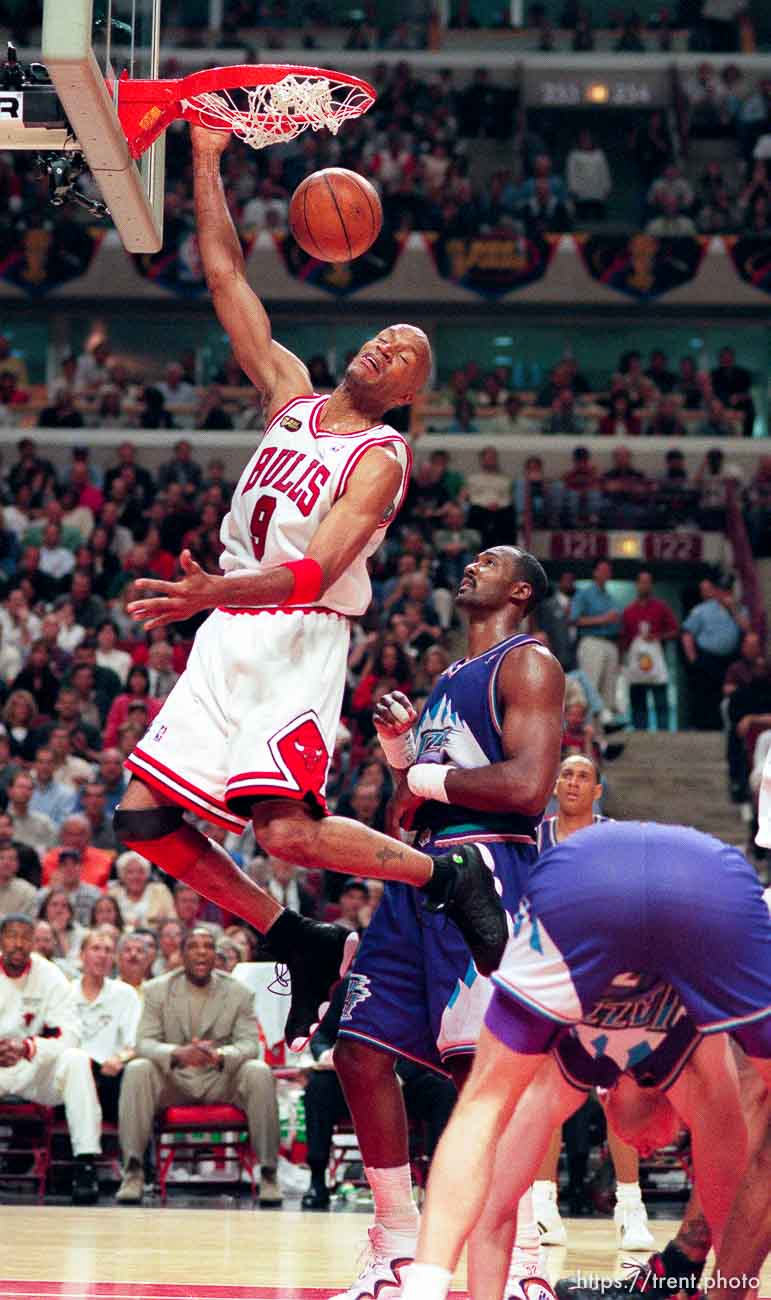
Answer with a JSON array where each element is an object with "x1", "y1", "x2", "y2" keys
[{"x1": 276, "y1": 715, "x2": 330, "y2": 799}]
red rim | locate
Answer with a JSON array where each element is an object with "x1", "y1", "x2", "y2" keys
[{"x1": 178, "y1": 63, "x2": 376, "y2": 101}]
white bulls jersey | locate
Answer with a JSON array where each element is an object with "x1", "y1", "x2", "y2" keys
[
  {"x1": 219, "y1": 393, "x2": 412, "y2": 617},
  {"x1": 0, "y1": 953, "x2": 80, "y2": 1062}
]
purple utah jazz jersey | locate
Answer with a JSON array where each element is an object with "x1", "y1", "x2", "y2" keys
[{"x1": 412, "y1": 632, "x2": 544, "y2": 845}]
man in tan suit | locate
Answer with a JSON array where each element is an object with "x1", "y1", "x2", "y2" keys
[{"x1": 116, "y1": 926, "x2": 281, "y2": 1205}]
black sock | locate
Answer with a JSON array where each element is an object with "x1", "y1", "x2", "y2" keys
[
  {"x1": 265, "y1": 907, "x2": 306, "y2": 960},
  {"x1": 309, "y1": 1162, "x2": 327, "y2": 1192},
  {"x1": 420, "y1": 855, "x2": 456, "y2": 906},
  {"x1": 76, "y1": 1153, "x2": 95, "y2": 1164},
  {"x1": 658, "y1": 1243, "x2": 706, "y2": 1293}
]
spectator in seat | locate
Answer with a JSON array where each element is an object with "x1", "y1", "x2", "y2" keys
[
  {"x1": 301, "y1": 978, "x2": 456, "y2": 1211},
  {"x1": 621, "y1": 571, "x2": 679, "y2": 731},
  {"x1": 103, "y1": 667, "x2": 162, "y2": 749},
  {"x1": 0, "y1": 371, "x2": 29, "y2": 413},
  {"x1": 158, "y1": 364, "x2": 196, "y2": 418},
  {"x1": 195, "y1": 384, "x2": 233, "y2": 432},
  {"x1": 561, "y1": 696, "x2": 601, "y2": 763},
  {"x1": 91, "y1": 894, "x2": 124, "y2": 932},
  {"x1": 97, "y1": 748, "x2": 129, "y2": 820},
  {"x1": 433, "y1": 502, "x2": 482, "y2": 606},
  {"x1": 95, "y1": 621, "x2": 131, "y2": 686},
  {"x1": 109, "y1": 851, "x2": 176, "y2": 931},
  {"x1": 562, "y1": 446, "x2": 603, "y2": 525},
  {"x1": 38, "y1": 385, "x2": 85, "y2": 430},
  {"x1": 39, "y1": 843, "x2": 102, "y2": 927},
  {"x1": 173, "y1": 882, "x2": 222, "y2": 939},
  {"x1": 37, "y1": 887, "x2": 86, "y2": 978},
  {"x1": 513, "y1": 456, "x2": 562, "y2": 529},
  {"x1": 0, "y1": 811, "x2": 41, "y2": 887},
  {"x1": 8, "y1": 771, "x2": 56, "y2": 855},
  {"x1": 30, "y1": 747, "x2": 78, "y2": 828},
  {"x1": 0, "y1": 592, "x2": 41, "y2": 659},
  {"x1": 158, "y1": 439, "x2": 202, "y2": 497},
  {"x1": 545, "y1": 388, "x2": 583, "y2": 435},
  {"x1": 117, "y1": 931, "x2": 153, "y2": 992},
  {"x1": 538, "y1": 572, "x2": 577, "y2": 672},
  {"x1": 70, "y1": 570, "x2": 106, "y2": 630},
  {"x1": 71, "y1": 928, "x2": 141, "y2": 1123},
  {"x1": 0, "y1": 913, "x2": 102, "y2": 1202},
  {"x1": 75, "y1": 339, "x2": 111, "y2": 394},
  {"x1": 699, "y1": 396, "x2": 735, "y2": 438},
  {"x1": 11, "y1": 644, "x2": 60, "y2": 720},
  {"x1": 154, "y1": 918, "x2": 184, "y2": 976},
  {"x1": 566, "y1": 130, "x2": 612, "y2": 221},
  {"x1": 597, "y1": 393, "x2": 642, "y2": 438},
  {"x1": 78, "y1": 781, "x2": 118, "y2": 852},
  {"x1": 724, "y1": 631, "x2": 763, "y2": 698},
  {"x1": 263, "y1": 858, "x2": 317, "y2": 917},
  {"x1": 463, "y1": 446, "x2": 515, "y2": 547},
  {"x1": 645, "y1": 194, "x2": 696, "y2": 236},
  {"x1": 47, "y1": 724, "x2": 95, "y2": 792},
  {"x1": 646, "y1": 394, "x2": 687, "y2": 438},
  {"x1": 647, "y1": 165, "x2": 694, "y2": 217},
  {"x1": 710, "y1": 345, "x2": 755, "y2": 437},
  {"x1": 42, "y1": 812, "x2": 114, "y2": 890},
  {"x1": 600, "y1": 447, "x2": 650, "y2": 527},
  {"x1": 116, "y1": 927, "x2": 282, "y2": 1206},
  {"x1": 145, "y1": 641, "x2": 179, "y2": 699},
  {"x1": 39, "y1": 522, "x2": 76, "y2": 591},
  {"x1": 334, "y1": 878, "x2": 370, "y2": 933},
  {"x1": 681, "y1": 578, "x2": 748, "y2": 729},
  {"x1": 103, "y1": 442, "x2": 155, "y2": 508},
  {"x1": 571, "y1": 560, "x2": 622, "y2": 722},
  {"x1": 0, "y1": 844, "x2": 37, "y2": 919},
  {"x1": 0, "y1": 335, "x2": 28, "y2": 388},
  {"x1": 33, "y1": 919, "x2": 56, "y2": 961},
  {"x1": 676, "y1": 356, "x2": 708, "y2": 408},
  {"x1": 745, "y1": 454, "x2": 771, "y2": 554}
]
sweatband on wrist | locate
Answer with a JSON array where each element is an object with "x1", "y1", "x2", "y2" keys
[
  {"x1": 378, "y1": 729, "x2": 417, "y2": 770},
  {"x1": 407, "y1": 764, "x2": 452, "y2": 803},
  {"x1": 280, "y1": 558, "x2": 323, "y2": 604}
]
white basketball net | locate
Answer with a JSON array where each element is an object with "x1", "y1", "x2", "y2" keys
[{"x1": 182, "y1": 74, "x2": 373, "y2": 151}]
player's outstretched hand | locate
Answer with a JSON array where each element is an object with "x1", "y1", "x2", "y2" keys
[
  {"x1": 127, "y1": 549, "x2": 219, "y2": 630},
  {"x1": 374, "y1": 690, "x2": 417, "y2": 739},
  {"x1": 190, "y1": 123, "x2": 231, "y2": 155}
]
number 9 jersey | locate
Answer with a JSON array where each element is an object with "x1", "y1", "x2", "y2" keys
[
  {"x1": 219, "y1": 394, "x2": 411, "y2": 618},
  {"x1": 125, "y1": 393, "x2": 411, "y2": 835}
]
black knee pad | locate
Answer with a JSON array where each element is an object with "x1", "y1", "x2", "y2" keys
[{"x1": 113, "y1": 805, "x2": 183, "y2": 843}]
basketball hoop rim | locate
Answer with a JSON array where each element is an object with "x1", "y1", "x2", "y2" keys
[
  {"x1": 178, "y1": 63, "x2": 376, "y2": 100},
  {"x1": 116, "y1": 62, "x2": 377, "y2": 159}
]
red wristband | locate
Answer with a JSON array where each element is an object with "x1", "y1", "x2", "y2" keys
[{"x1": 280, "y1": 558, "x2": 323, "y2": 605}]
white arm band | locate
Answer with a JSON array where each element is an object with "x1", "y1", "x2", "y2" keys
[
  {"x1": 406, "y1": 763, "x2": 452, "y2": 803},
  {"x1": 378, "y1": 730, "x2": 417, "y2": 770}
]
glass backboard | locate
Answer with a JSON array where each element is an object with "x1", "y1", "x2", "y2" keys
[{"x1": 42, "y1": 0, "x2": 164, "y2": 252}]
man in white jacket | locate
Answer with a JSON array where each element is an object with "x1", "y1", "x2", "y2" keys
[
  {"x1": 0, "y1": 912, "x2": 102, "y2": 1202},
  {"x1": 566, "y1": 130, "x2": 612, "y2": 222}
]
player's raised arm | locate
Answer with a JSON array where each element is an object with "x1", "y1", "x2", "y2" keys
[{"x1": 191, "y1": 126, "x2": 311, "y2": 419}]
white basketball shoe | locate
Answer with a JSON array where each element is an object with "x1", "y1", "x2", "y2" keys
[
  {"x1": 614, "y1": 1200, "x2": 655, "y2": 1251},
  {"x1": 330, "y1": 1225, "x2": 416, "y2": 1300},
  {"x1": 533, "y1": 1182, "x2": 567, "y2": 1246},
  {"x1": 505, "y1": 1247, "x2": 552, "y2": 1300}
]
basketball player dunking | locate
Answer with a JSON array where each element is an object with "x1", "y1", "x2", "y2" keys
[
  {"x1": 331, "y1": 546, "x2": 565, "y2": 1300},
  {"x1": 113, "y1": 126, "x2": 508, "y2": 1050}
]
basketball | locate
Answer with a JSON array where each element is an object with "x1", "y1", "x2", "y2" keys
[{"x1": 289, "y1": 167, "x2": 382, "y2": 263}]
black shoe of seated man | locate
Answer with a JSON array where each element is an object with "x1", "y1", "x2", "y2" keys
[
  {"x1": 422, "y1": 843, "x2": 508, "y2": 977},
  {"x1": 302, "y1": 1186, "x2": 331, "y2": 1210},
  {"x1": 72, "y1": 1156, "x2": 99, "y2": 1205},
  {"x1": 266, "y1": 910, "x2": 357, "y2": 1052}
]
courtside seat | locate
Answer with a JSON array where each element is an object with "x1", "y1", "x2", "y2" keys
[
  {"x1": 0, "y1": 1101, "x2": 53, "y2": 1203},
  {"x1": 155, "y1": 1104, "x2": 256, "y2": 1204}
]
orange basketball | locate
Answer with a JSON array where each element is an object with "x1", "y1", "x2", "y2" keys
[{"x1": 289, "y1": 167, "x2": 382, "y2": 263}]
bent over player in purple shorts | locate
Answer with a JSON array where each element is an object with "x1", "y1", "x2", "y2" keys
[{"x1": 399, "y1": 821, "x2": 771, "y2": 1300}]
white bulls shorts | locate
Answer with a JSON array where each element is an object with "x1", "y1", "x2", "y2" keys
[{"x1": 126, "y1": 606, "x2": 350, "y2": 832}]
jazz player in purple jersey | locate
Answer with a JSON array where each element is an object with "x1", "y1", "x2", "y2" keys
[
  {"x1": 331, "y1": 545, "x2": 565, "y2": 1300},
  {"x1": 400, "y1": 821, "x2": 771, "y2": 1300}
]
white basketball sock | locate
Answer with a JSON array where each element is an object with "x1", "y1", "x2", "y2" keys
[
  {"x1": 365, "y1": 1164, "x2": 420, "y2": 1238},
  {"x1": 401, "y1": 1263, "x2": 453, "y2": 1300},
  {"x1": 533, "y1": 1178, "x2": 558, "y2": 1200},
  {"x1": 616, "y1": 1180, "x2": 643, "y2": 1206},
  {"x1": 513, "y1": 1188, "x2": 541, "y2": 1254}
]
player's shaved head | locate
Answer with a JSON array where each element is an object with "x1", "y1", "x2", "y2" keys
[
  {"x1": 345, "y1": 323, "x2": 432, "y2": 413},
  {"x1": 559, "y1": 753, "x2": 601, "y2": 782}
]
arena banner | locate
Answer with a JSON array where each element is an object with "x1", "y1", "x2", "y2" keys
[
  {"x1": 576, "y1": 234, "x2": 707, "y2": 301},
  {"x1": 271, "y1": 228, "x2": 406, "y2": 296},
  {"x1": 0, "y1": 220, "x2": 105, "y2": 297},
  {"x1": 426, "y1": 231, "x2": 557, "y2": 299},
  {"x1": 133, "y1": 217, "x2": 255, "y2": 296},
  {"x1": 725, "y1": 235, "x2": 771, "y2": 295}
]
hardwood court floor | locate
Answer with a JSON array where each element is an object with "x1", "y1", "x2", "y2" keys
[{"x1": 0, "y1": 1207, "x2": 768, "y2": 1298}]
